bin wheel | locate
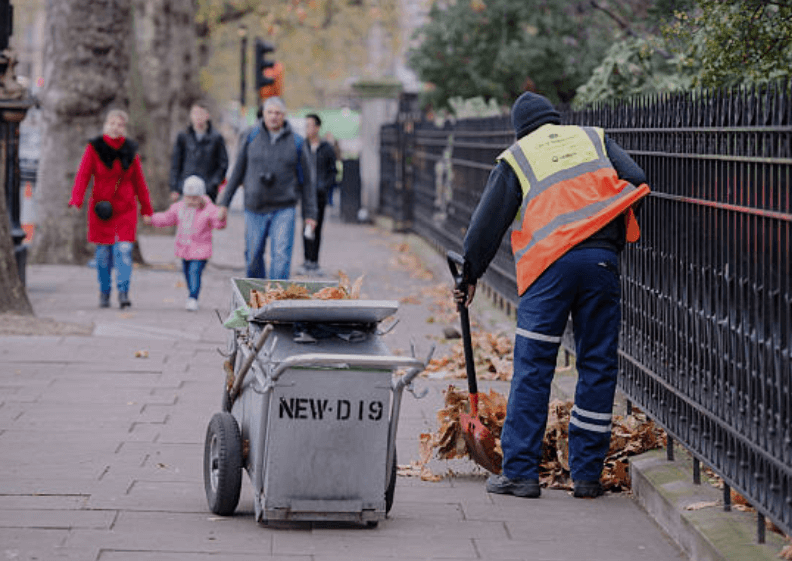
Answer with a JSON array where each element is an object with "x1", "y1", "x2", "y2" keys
[
  {"x1": 203, "y1": 412, "x2": 243, "y2": 516},
  {"x1": 385, "y1": 451, "x2": 397, "y2": 514}
]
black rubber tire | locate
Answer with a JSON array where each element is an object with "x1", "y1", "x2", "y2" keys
[
  {"x1": 203, "y1": 412, "x2": 243, "y2": 516},
  {"x1": 385, "y1": 451, "x2": 397, "y2": 515}
]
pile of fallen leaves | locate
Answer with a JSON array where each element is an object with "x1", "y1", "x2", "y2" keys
[
  {"x1": 433, "y1": 386, "x2": 507, "y2": 463},
  {"x1": 416, "y1": 385, "x2": 665, "y2": 491},
  {"x1": 423, "y1": 332, "x2": 514, "y2": 381},
  {"x1": 248, "y1": 273, "x2": 364, "y2": 308}
]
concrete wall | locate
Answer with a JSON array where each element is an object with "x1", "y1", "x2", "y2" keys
[{"x1": 353, "y1": 81, "x2": 401, "y2": 218}]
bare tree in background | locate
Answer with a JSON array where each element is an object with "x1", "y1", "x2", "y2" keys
[
  {"x1": 129, "y1": 0, "x2": 202, "y2": 213},
  {"x1": 0, "y1": 179, "x2": 32, "y2": 313}
]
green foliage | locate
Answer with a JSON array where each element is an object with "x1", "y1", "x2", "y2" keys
[
  {"x1": 407, "y1": 0, "x2": 611, "y2": 111},
  {"x1": 576, "y1": 0, "x2": 792, "y2": 105},
  {"x1": 573, "y1": 37, "x2": 695, "y2": 107},
  {"x1": 663, "y1": 0, "x2": 792, "y2": 88}
]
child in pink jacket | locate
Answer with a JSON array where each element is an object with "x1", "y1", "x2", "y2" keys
[{"x1": 143, "y1": 175, "x2": 226, "y2": 311}]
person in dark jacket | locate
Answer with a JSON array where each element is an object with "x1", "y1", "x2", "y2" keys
[
  {"x1": 217, "y1": 97, "x2": 317, "y2": 279},
  {"x1": 169, "y1": 101, "x2": 229, "y2": 203},
  {"x1": 456, "y1": 92, "x2": 650, "y2": 499},
  {"x1": 297, "y1": 113, "x2": 338, "y2": 274}
]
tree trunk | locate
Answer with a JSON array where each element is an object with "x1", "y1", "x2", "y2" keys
[
  {"x1": 129, "y1": 0, "x2": 201, "y2": 214},
  {"x1": 0, "y1": 183, "x2": 32, "y2": 314},
  {"x1": 30, "y1": 0, "x2": 133, "y2": 265}
]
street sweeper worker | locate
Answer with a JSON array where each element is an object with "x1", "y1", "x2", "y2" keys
[{"x1": 455, "y1": 91, "x2": 650, "y2": 499}]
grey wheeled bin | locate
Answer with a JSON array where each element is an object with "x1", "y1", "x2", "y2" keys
[{"x1": 203, "y1": 278, "x2": 430, "y2": 526}]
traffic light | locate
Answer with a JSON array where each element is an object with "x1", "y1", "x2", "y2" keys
[{"x1": 255, "y1": 39, "x2": 276, "y2": 90}]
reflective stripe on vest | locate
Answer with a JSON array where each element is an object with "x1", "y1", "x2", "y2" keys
[{"x1": 498, "y1": 124, "x2": 650, "y2": 295}]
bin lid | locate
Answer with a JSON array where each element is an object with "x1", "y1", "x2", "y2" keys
[{"x1": 249, "y1": 299, "x2": 399, "y2": 324}]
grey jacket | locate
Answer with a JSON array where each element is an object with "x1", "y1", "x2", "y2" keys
[{"x1": 219, "y1": 121, "x2": 317, "y2": 220}]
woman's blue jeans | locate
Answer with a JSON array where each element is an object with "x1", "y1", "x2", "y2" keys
[
  {"x1": 95, "y1": 242, "x2": 133, "y2": 294},
  {"x1": 244, "y1": 207, "x2": 295, "y2": 279},
  {"x1": 182, "y1": 259, "x2": 207, "y2": 299}
]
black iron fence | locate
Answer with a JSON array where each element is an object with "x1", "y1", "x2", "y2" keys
[{"x1": 379, "y1": 82, "x2": 792, "y2": 539}]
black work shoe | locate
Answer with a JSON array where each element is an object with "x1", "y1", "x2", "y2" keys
[
  {"x1": 573, "y1": 480, "x2": 604, "y2": 498},
  {"x1": 486, "y1": 474, "x2": 541, "y2": 498},
  {"x1": 118, "y1": 292, "x2": 131, "y2": 309},
  {"x1": 99, "y1": 292, "x2": 111, "y2": 308}
]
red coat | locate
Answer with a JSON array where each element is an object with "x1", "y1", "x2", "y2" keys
[{"x1": 69, "y1": 135, "x2": 154, "y2": 245}]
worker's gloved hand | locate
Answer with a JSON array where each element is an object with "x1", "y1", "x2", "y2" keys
[{"x1": 453, "y1": 280, "x2": 476, "y2": 308}]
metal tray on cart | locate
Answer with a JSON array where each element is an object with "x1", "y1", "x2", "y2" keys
[
  {"x1": 250, "y1": 300, "x2": 398, "y2": 324},
  {"x1": 230, "y1": 277, "x2": 399, "y2": 324}
]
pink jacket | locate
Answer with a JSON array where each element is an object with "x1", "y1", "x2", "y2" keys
[{"x1": 150, "y1": 197, "x2": 226, "y2": 260}]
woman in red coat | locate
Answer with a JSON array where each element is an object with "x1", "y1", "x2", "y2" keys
[{"x1": 68, "y1": 109, "x2": 154, "y2": 308}]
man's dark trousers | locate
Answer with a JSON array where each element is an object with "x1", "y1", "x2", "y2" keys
[
  {"x1": 501, "y1": 247, "x2": 621, "y2": 482},
  {"x1": 303, "y1": 190, "x2": 327, "y2": 264}
]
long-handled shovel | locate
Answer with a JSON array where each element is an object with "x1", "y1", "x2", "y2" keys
[{"x1": 447, "y1": 251, "x2": 502, "y2": 474}]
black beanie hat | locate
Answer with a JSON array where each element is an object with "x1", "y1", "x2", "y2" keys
[{"x1": 511, "y1": 92, "x2": 561, "y2": 138}]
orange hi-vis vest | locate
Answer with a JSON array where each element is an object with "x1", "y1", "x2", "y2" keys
[{"x1": 498, "y1": 124, "x2": 651, "y2": 295}]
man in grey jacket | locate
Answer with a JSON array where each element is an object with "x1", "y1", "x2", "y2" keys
[{"x1": 218, "y1": 97, "x2": 317, "y2": 279}]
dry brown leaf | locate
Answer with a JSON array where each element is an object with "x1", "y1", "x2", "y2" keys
[
  {"x1": 685, "y1": 501, "x2": 720, "y2": 511},
  {"x1": 313, "y1": 286, "x2": 348, "y2": 300},
  {"x1": 397, "y1": 462, "x2": 423, "y2": 477},
  {"x1": 349, "y1": 274, "x2": 364, "y2": 299},
  {"x1": 779, "y1": 545, "x2": 792, "y2": 560}
]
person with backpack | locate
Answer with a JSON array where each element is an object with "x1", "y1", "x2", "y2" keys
[{"x1": 217, "y1": 97, "x2": 317, "y2": 279}]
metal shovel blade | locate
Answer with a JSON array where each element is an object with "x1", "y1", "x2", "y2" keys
[
  {"x1": 460, "y1": 408, "x2": 502, "y2": 474},
  {"x1": 447, "y1": 250, "x2": 503, "y2": 474}
]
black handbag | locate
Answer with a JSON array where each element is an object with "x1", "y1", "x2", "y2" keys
[
  {"x1": 93, "y1": 200, "x2": 113, "y2": 220},
  {"x1": 93, "y1": 174, "x2": 123, "y2": 220}
]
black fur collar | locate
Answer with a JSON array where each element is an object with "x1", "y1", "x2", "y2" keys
[{"x1": 89, "y1": 136, "x2": 138, "y2": 170}]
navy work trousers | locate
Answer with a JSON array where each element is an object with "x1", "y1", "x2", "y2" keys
[{"x1": 501, "y1": 247, "x2": 621, "y2": 482}]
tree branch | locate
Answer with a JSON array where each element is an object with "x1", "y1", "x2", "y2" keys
[
  {"x1": 195, "y1": 3, "x2": 257, "y2": 38},
  {"x1": 589, "y1": 0, "x2": 636, "y2": 38}
]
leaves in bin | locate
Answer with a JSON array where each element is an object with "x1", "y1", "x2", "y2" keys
[
  {"x1": 248, "y1": 273, "x2": 365, "y2": 308},
  {"x1": 422, "y1": 387, "x2": 665, "y2": 491}
]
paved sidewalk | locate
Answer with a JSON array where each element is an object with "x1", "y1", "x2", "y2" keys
[{"x1": 0, "y1": 207, "x2": 686, "y2": 560}]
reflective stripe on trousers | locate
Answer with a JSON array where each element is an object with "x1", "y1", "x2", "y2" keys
[{"x1": 500, "y1": 247, "x2": 621, "y2": 482}]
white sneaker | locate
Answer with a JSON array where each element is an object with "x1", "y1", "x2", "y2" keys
[{"x1": 186, "y1": 297, "x2": 199, "y2": 311}]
